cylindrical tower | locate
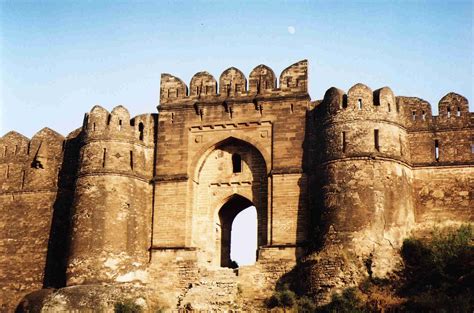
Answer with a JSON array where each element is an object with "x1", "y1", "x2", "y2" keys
[
  {"x1": 309, "y1": 84, "x2": 415, "y2": 303},
  {"x1": 66, "y1": 105, "x2": 157, "y2": 285}
]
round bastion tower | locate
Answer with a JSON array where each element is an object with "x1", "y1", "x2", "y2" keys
[
  {"x1": 66, "y1": 105, "x2": 157, "y2": 286},
  {"x1": 309, "y1": 84, "x2": 415, "y2": 303}
]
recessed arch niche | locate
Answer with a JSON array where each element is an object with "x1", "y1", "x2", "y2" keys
[{"x1": 192, "y1": 137, "x2": 268, "y2": 267}]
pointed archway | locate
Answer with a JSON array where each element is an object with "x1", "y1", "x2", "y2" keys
[{"x1": 218, "y1": 194, "x2": 255, "y2": 267}]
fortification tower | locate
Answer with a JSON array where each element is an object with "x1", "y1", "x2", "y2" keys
[
  {"x1": 309, "y1": 84, "x2": 415, "y2": 303},
  {"x1": 0, "y1": 128, "x2": 65, "y2": 305},
  {"x1": 66, "y1": 105, "x2": 157, "y2": 285}
]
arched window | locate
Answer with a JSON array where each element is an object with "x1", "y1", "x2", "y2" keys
[
  {"x1": 138, "y1": 122, "x2": 144, "y2": 141},
  {"x1": 358, "y1": 99, "x2": 362, "y2": 110},
  {"x1": 232, "y1": 153, "x2": 242, "y2": 173}
]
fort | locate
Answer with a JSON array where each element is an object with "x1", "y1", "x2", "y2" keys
[{"x1": 0, "y1": 60, "x2": 472, "y2": 311}]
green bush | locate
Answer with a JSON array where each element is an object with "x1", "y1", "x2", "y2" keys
[
  {"x1": 297, "y1": 296, "x2": 317, "y2": 312},
  {"x1": 317, "y1": 288, "x2": 368, "y2": 313},
  {"x1": 265, "y1": 286, "x2": 297, "y2": 308},
  {"x1": 401, "y1": 225, "x2": 473, "y2": 295},
  {"x1": 266, "y1": 284, "x2": 318, "y2": 311},
  {"x1": 114, "y1": 299, "x2": 142, "y2": 313}
]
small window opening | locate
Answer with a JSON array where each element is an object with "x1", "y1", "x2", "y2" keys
[
  {"x1": 171, "y1": 113, "x2": 175, "y2": 123},
  {"x1": 5, "y1": 165, "x2": 9, "y2": 179},
  {"x1": 226, "y1": 84, "x2": 231, "y2": 96},
  {"x1": 205, "y1": 86, "x2": 210, "y2": 95},
  {"x1": 342, "y1": 95, "x2": 348, "y2": 109},
  {"x1": 388, "y1": 103, "x2": 391, "y2": 112},
  {"x1": 290, "y1": 103, "x2": 294, "y2": 114},
  {"x1": 4, "y1": 146, "x2": 7, "y2": 156},
  {"x1": 167, "y1": 89, "x2": 170, "y2": 98},
  {"x1": 374, "y1": 129, "x2": 380, "y2": 152},
  {"x1": 447, "y1": 107, "x2": 451, "y2": 118},
  {"x1": 119, "y1": 120, "x2": 122, "y2": 131},
  {"x1": 286, "y1": 77, "x2": 291, "y2": 88},
  {"x1": 138, "y1": 122, "x2": 144, "y2": 140},
  {"x1": 27, "y1": 143, "x2": 30, "y2": 155},
  {"x1": 235, "y1": 84, "x2": 241, "y2": 93},
  {"x1": 296, "y1": 79, "x2": 300, "y2": 87},
  {"x1": 14, "y1": 145, "x2": 18, "y2": 155},
  {"x1": 412, "y1": 111, "x2": 416, "y2": 121},
  {"x1": 396, "y1": 102, "x2": 400, "y2": 112},
  {"x1": 102, "y1": 148, "x2": 107, "y2": 167},
  {"x1": 232, "y1": 153, "x2": 242, "y2": 173},
  {"x1": 93, "y1": 123, "x2": 96, "y2": 131},
  {"x1": 471, "y1": 144, "x2": 474, "y2": 154},
  {"x1": 176, "y1": 89, "x2": 179, "y2": 97},
  {"x1": 130, "y1": 150, "x2": 134, "y2": 170},
  {"x1": 357, "y1": 99, "x2": 362, "y2": 110},
  {"x1": 107, "y1": 114, "x2": 111, "y2": 125},
  {"x1": 434, "y1": 140, "x2": 439, "y2": 161},
  {"x1": 422, "y1": 111, "x2": 426, "y2": 121},
  {"x1": 342, "y1": 131, "x2": 347, "y2": 153},
  {"x1": 457, "y1": 107, "x2": 461, "y2": 117}
]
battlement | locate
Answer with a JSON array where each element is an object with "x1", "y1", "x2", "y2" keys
[
  {"x1": 82, "y1": 105, "x2": 157, "y2": 146},
  {"x1": 0, "y1": 127, "x2": 64, "y2": 193},
  {"x1": 159, "y1": 60, "x2": 308, "y2": 105},
  {"x1": 318, "y1": 85, "x2": 472, "y2": 131},
  {"x1": 399, "y1": 92, "x2": 471, "y2": 131}
]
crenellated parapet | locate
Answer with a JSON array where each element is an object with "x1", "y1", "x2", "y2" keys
[
  {"x1": 315, "y1": 84, "x2": 411, "y2": 165},
  {"x1": 318, "y1": 84, "x2": 404, "y2": 125},
  {"x1": 159, "y1": 60, "x2": 308, "y2": 106},
  {"x1": 79, "y1": 105, "x2": 157, "y2": 179},
  {"x1": 0, "y1": 128, "x2": 64, "y2": 193},
  {"x1": 395, "y1": 93, "x2": 472, "y2": 165},
  {"x1": 397, "y1": 92, "x2": 471, "y2": 131}
]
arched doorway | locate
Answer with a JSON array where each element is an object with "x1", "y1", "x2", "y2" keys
[
  {"x1": 193, "y1": 137, "x2": 268, "y2": 267},
  {"x1": 218, "y1": 195, "x2": 257, "y2": 267}
]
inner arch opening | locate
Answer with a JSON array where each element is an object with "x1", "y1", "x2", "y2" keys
[
  {"x1": 219, "y1": 195, "x2": 257, "y2": 268},
  {"x1": 230, "y1": 206, "x2": 257, "y2": 267}
]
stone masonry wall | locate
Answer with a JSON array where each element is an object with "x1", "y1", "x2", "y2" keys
[{"x1": 0, "y1": 60, "x2": 472, "y2": 310}]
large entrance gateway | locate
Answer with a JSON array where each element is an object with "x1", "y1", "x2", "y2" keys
[{"x1": 194, "y1": 137, "x2": 268, "y2": 267}]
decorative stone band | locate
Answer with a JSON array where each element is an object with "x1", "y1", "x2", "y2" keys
[
  {"x1": 158, "y1": 93, "x2": 310, "y2": 110},
  {"x1": 270, "y1": 167, "x2": 305, "y2": 175},
  {"x1": 77, "y1": 170, "x2": 151, "y2": 183},
  {"x1": 150, "y1": 246, "x2": 197, "y2": 251},
  {"x1": 80, "y1": 137, "x2": 155, "y2": 148},
  {"x1": 152, "y1": 174, "x2": 189, "y2": 182},
  {"x1": 320, "y1": 155, "x2": 412, "y2": 168},
  {"x1": 0, "y1": 188, "x2": 58, "y2": 195},
  {"x1": 321, "y1": 118, "x2": 408, "y2": 130}
]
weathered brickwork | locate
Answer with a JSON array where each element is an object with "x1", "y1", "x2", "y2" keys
[{"x1": 0, "y1": 60, "x2": 472, "y2": 311}]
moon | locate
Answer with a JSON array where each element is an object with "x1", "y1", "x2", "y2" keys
[{"x1": 288, "y1": 26, "x2": 296, "y2": 34}]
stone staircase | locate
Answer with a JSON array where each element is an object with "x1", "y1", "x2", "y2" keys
[{"x1": 178, "y1": 267, "x2": 241, "y2": 311}]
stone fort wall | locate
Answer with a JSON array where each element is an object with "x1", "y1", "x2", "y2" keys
[{"x1": 0, "y1": 60, "x2": 472, "y2": 311}]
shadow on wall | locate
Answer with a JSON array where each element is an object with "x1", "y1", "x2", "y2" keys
[{"x1": 42, "y1": 130, "x2": 83, "y2": 288}]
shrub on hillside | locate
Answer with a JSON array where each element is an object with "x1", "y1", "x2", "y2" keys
[{"x1": 114, "y1": 299, "x2": 142, "y2": 313}]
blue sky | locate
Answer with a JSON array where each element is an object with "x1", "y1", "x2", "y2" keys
[{"x1": 1, "y1": 0, "x2": 473, "y2": 138}]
